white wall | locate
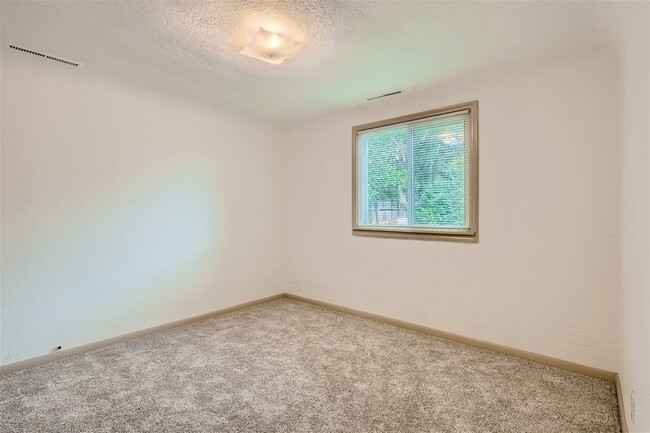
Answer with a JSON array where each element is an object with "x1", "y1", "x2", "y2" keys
[
  {"x1": 0, "y1": 49, "x2": 282, "y2": 365},
  {"x1": 617, "y1": 2, "x2": 650, "y2": 431},
  {"x1": 279, "y1": 50, "x2": 621, "y2": 372},
  {"x1": 1, "y1": 7, "x2": 647, "y2": 427}
]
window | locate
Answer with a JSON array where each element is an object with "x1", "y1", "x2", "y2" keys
[{"x1": 352, "y1": 101, "x2": 478, "y2": 241}]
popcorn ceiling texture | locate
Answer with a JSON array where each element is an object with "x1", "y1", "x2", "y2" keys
[
  {"x1": 0, "y1": 1, "x2": 629, "y2": 119},
  {"x1": 0, "y1": 299, "x2": 620, "y2": 433},
  {"x1": 67, "y1": 0, "x2": 372, "y2": 79},
  {"x1": 161, "y1": 0, "x2": 371, "y2": 77}
]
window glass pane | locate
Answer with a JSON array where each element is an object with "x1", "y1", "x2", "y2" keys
[
  {"x1": 357, "y1": 111, "x2": 469, "y2": 230},
  {"x1": 411, "y1": 116, "x2": 467, "y2": 227},
  {"x1": 359, "y1": 126, "x2": 409, "y2": 226}
]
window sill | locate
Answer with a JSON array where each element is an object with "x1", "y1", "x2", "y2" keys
[{"x1": 352, "y1": 227, "x2": 478, "y2": 242}]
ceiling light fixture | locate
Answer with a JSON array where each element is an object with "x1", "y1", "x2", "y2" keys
[{"x1": 240, "y1": 27, "x2": 301, "y2": 65}]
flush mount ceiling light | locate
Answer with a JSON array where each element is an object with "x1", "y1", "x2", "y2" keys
[{"x1": 240, "y1": 27, "x2": 302, "y2": 65}]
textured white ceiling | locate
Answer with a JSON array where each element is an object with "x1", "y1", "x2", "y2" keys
[{"x1": 0, "y1": 1, "x2": 626, "y2": 120}]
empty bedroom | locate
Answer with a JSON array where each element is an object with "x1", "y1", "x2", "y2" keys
[{"x1": 1, "y1": 1, "x2": 648, "y2": 432}]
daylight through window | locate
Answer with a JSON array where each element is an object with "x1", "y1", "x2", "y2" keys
[{"x1": 353, "y1": 101, "x2": 478, "y2": 240}]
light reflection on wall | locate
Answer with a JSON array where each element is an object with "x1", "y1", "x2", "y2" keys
[
  {"x1": 2, "y1": 164, "x2": 220, "y2": 360},
  {"x1": 1, "y1": 50, "x2": 281, "y2": 365}
]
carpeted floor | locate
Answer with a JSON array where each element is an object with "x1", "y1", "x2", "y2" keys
[{"x1": 0, "y1": 298, "x2": 620, "y2": 433}]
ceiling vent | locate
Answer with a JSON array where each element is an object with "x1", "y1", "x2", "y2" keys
[
  {"x1": 9, "y1": 45, "x2": 80, "y2": 67},
  {"x1": 366, "y1": 90, "x2": 402, "y2": 101}
]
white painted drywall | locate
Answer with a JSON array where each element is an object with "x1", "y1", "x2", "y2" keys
[
  {"x1": 1, "y1": 8, "x2": 647, "y2": 428},
  {"x1": 617, "y1": 2, "x2": 650, "y2": 431},
  {"x1": 279, "y1": 50, "x2": 621, "y2": 372},
  {"x1": 0, "y1": 49, "x2": 283, "y2": 365}
]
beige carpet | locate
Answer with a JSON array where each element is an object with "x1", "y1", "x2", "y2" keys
[{"x1": 0, "y1": 298, "x2": 620, "y2": 432}]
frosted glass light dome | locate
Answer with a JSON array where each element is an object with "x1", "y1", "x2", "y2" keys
[{"x1": 240, "y1": 27, "x2": 302, "y2": 65}]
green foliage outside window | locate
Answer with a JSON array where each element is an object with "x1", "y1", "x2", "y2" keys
[{"x1": 362, "y1": 120, "x2": 466, "y2": 227}]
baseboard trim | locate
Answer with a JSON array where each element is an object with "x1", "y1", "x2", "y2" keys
[
  {"x1": 1, "y1": 291, "x2": 618, "y2": 385},
  {"x1": 615, "y1": 373, "x2": 629, "y2": 433},
  {"x1": 285, "y1": 293, "x2": 617, "y2": 383},
  {"x1": 0, "y1": 293, "x2": 286, "y2": 375},
  {"x1": 1, "y1": 291, "x2": 625, "y2": 429}
]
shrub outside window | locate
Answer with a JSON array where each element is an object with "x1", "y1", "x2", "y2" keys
[{"x1": 352, "y1": 101, "x2": 478, "y2": 241}]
